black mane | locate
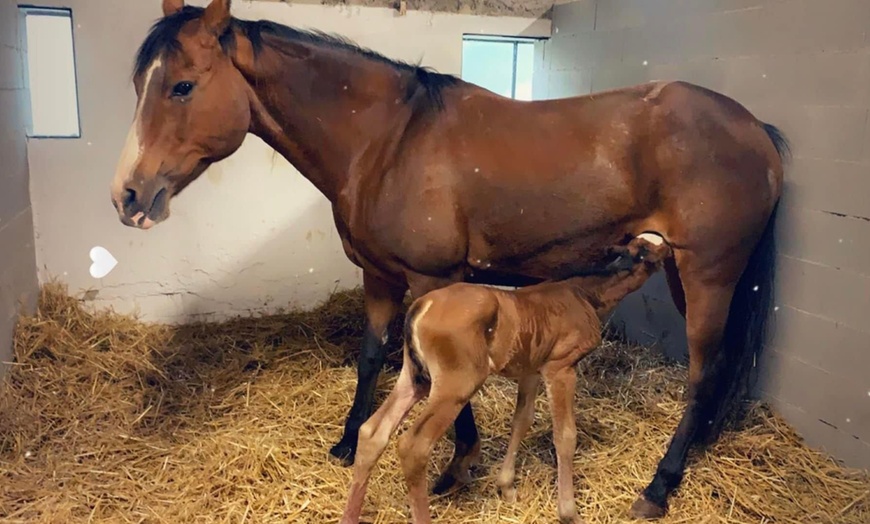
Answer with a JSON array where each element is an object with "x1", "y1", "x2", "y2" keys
[{"x1": 134, "y1": 6, "x2": 458, "y2": 109}]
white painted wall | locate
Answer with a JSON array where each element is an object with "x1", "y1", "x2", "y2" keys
[{"x1": 27, "y1": 0, "x2": 551, "y2": 323}]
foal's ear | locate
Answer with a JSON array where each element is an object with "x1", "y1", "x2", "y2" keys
[
  {"x1": 603, "y1": 248, "x2": 635, "y2": 273},
  {"x1": 203, "y1": 0, "x2": 232, "y2": 36},
  {"x1": 162, "y1": 0, "x2": 184, "y2": 17}
]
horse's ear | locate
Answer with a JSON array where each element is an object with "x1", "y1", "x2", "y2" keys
[
  {"x1": 203, "y1": 0, "x2": 232, "y2": 36},
  {"x1": 162, "y1": 0, "x2": 184, "y2": 17}
]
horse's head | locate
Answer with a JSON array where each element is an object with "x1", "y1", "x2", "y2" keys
[{"x1": 111, "y1": 0, "x2": 251, "y2": 229}]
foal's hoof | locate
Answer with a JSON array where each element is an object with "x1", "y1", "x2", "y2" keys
[
  {"x1": 629, "y1": 496, "x2": 667, "y2": 520},
  {"x1": 498, "y1": 485, "x2": 518, "y2": 504},
  {"x1": 328, "y1": 439, "x2": 356, "y2": 467}
]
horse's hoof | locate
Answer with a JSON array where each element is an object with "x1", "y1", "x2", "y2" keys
[
  {"x1": 433, "y1": 440, "x2": 480, "y2": 495},
  {"x1": 432, "y1": 471, "x2": 461, "y2": 495},
  {"x1": 329, "y1": 440, "x2": 356, "y2": 467},
  {"x1": 629, "y1": 496, "x2": 667, "y2": 520}
]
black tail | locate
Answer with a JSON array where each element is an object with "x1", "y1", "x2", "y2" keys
[
  {"x1": 695, "y1": 123, "x2": 785, "y2": 445},
  {"x1": 762, "y1": 122, "x2": 792, "y2": 164}
]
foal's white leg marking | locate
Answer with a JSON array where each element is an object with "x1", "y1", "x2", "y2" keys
[
  {"x1": 637, "y1": 232, "x2": 665, "y2": 246},
  {"x1": 112, "y1": 58, "x2": 163, "y2": 195},
  {"x1": 410, "y1": 300, "x2": 433, "y2": 364}
]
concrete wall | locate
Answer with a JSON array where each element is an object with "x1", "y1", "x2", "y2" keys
[
  {"x1": 27, "y1": 0, "x2": 550, "y2": 324},
  {"x1": 538, "y1": 0, "x2": 870, "y2": 469},
  {"x1": 0, "y1": 0, "x2": 39, "y2": 372},
  {"x1": 276, "y1": 0, "x2": 560, "y2": 18}
]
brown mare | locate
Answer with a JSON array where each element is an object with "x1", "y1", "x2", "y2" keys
[{"x1": 110, "y1": 0, "x2": 788, "y2": 518}]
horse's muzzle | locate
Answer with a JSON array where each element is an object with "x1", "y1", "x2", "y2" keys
[{"x1": 113, "y1": 178, "x2": 170, "y2": 229}]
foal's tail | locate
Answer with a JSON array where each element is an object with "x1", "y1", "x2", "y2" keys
[{"x1": 696, "y1": 123, "x2": 786, "y2": 445}]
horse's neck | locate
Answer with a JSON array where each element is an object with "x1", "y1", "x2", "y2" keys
[{"x1": 236, "y1": 38, "x2": 414, "y2": 204}]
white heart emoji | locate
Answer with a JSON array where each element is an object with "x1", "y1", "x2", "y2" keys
[{"x1": 89, "y1": 246, "x2": 118, "y2": 279}]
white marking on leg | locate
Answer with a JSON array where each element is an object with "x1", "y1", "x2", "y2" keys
[
  {"x1": 410, "y1": 300, "x2": 433, "y2": 364},
  {"x1": 112, "y1": 58, "x2": 163, "y2": 196}
]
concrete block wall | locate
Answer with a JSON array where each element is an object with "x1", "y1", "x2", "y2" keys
[
  {"x1": 537, "y1": 0, "x2": 870, "y2": 469},
  {"x1": 0, "y1": 0, "x2": 40, "y2": 373},
  {"x1": 259, "y1": 0, "x2": 559, "y2": 18}
]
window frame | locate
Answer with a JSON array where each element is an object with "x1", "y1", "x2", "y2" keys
[
  {"x1": 461, "y1": 34, "x2": 542, "y2": 100},
  {"x1": 18, "y1": 5, "x2": 83, "y2": 139}
]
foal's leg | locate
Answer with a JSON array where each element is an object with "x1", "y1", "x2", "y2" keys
[
  {"x1": 398, "y1": 381, "x2": 483, "y2": 523},
  {"x1": 543, "y1": 365, "x2": 582, "y2": 524},
  {"x1": 341, "y1": 358, "x2": 425, "y2": 524},
  {"x1": 331, "y1": 271, "x2": 408, "y2": 465},
  {"x1": 497, "y1": 374, "x2": 541, "y2": 503},
  {"x1": 406, "y1": 274, "x2": 482, "y2": 496}
]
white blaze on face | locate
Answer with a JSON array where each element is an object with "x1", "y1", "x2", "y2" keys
[{"x1": 112, "y1": 58, "x2": 163, "y2": 200}]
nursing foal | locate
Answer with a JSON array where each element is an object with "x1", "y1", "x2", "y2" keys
[{"x1": 340, "y1": 234, "x2": 672, "y2": 524}]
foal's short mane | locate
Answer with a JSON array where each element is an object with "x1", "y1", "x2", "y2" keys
[{"x1": 134, "y1": 6, "x2": 459, "y2": 110}]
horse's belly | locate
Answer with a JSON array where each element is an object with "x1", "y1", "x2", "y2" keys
[{"x1": 465, "y1": 220, "x2": 635, "y2": 281}]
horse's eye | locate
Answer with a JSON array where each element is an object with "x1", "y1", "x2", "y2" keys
[{"x1": 171, "y1": 81, "x2": 194, "y2": 98}]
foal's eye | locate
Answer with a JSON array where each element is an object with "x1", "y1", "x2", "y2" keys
[{"x1": 171, "y1": 81, "x2": 195, "y2": 98}]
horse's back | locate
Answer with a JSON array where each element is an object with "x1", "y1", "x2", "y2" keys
[{"x1": 374, "y1": 79, "x2": 782, "y2": 277}]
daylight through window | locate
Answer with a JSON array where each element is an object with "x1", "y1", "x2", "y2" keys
[
  {"x1": 461, "y1": 35, "x2": 537, "y2": 101},
  {"x1": 20, "y1": 6, "x2": 81, "y2": 138}
]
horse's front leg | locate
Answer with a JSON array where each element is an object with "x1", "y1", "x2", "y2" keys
[{"x1": 330, "y1": 271, "x2": 407, "y2": 465}]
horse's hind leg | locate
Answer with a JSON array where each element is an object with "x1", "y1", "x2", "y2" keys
[
  {"x1": 631, "y1": 254, "x2": 740, "y2": 518},
  {"x1": 632, "y1": 221, "x2": 775, "y2": 518},
  {"x1": 632, "y1": 190, "x2": 778, "y2": 519},
  {"x1": 331, "y1": 271, "x2": 408, "y2": 465}
]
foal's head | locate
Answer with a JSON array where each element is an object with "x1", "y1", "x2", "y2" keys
[
  {"x1": 111, "y1": 0, "x2": 250, "y2": 229},
  {"x1": 602, "y1": 233, "x2": 672, "y2": 273},
  {"x1": 582, "y1": 233, "x2": 672, "y2": 317}
]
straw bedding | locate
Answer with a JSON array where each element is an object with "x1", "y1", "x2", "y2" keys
[{"x1": 1, "y1": 283, "x2": 867, "y2": 523}]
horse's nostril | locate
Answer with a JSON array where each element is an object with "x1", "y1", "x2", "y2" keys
[
  {"x1": 150, "y1": 187, "x2": 168, "y2": 215},
  {"x1": 122, "y1": 188, "x2": 136, "y2": 207}
]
